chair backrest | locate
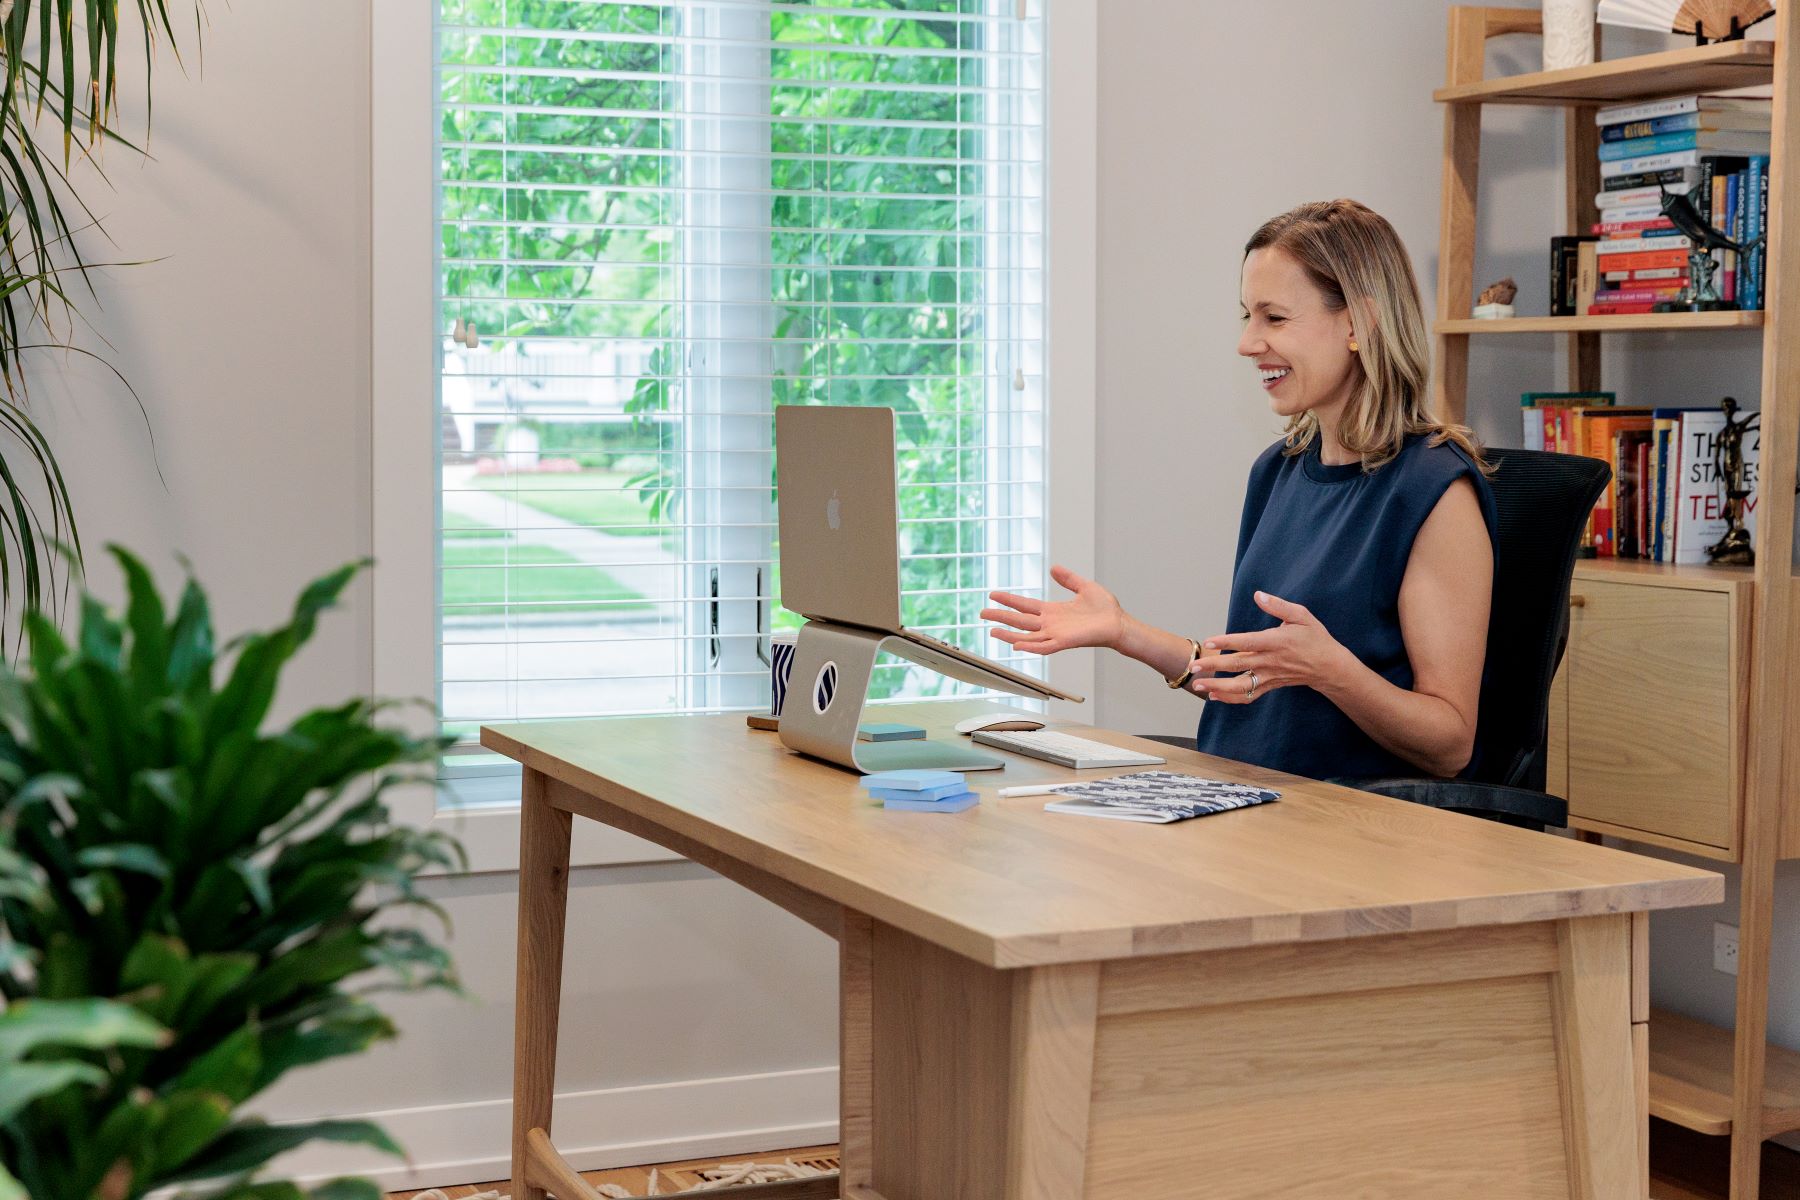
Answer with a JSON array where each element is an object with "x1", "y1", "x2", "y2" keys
[{"x1": 1473, "y1": 448, "x2": 1611, "y2": 790}]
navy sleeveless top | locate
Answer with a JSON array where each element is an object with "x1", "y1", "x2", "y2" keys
[{"x1": 1191, "y1": 433, "x2": 1498, "y2": 781}]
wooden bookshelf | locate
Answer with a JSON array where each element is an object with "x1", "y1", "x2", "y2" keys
[
  {"x1": 1434, "y1": 8, "x2": 1800, "y2": 1197},
  {"x1": 1434, "y1": 39, "x2": 1774, "y2": 107},
  {"x1": 1437, "y1": 312, "x2": 1767, "y2": 334},
  {"x1": 1651, "y1": 1011, "x2": 1800, "y2": 1138}
]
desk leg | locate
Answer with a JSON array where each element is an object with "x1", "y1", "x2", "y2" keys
[
  {"x1": 865, "y1": 922, "x2": 1098, "y2": 1200},
  {"x1": 1005, "y1": 963, "x2": 1101, "y2": 1200},
  {"x1": 840, "y1": 911, "x2": 875, "y2": 1194},
  {"x1": 1552, "y1": 914, "x2": 1637, "y2": 1200},
  {"x1": 513, "y1": 767, "x2": 573, "y2": 1200}
]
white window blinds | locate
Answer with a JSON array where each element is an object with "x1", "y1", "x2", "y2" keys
[{"x1": 436, "y1": 0, "x2": 1047, "y2": 749}]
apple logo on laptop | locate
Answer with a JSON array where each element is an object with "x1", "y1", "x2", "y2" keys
[{"x1": 826, "y1": 489, "x2": 841, "y2": 531}]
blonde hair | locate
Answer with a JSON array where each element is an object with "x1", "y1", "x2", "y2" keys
[{"x1": 1244, "y1": 199, "x2": 1489, "y2": 473}]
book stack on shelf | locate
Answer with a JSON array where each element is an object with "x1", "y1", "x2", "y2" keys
[
  {"x1": 1583, "y1": 94, "x2": 1773, "y2": 315},
  {"x1": 1520, "y1": 391, "x2": 1759, "y2": 561}
]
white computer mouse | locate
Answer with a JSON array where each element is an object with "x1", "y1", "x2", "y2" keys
[{"x1": 953, "y1": 712, "x2": 1047, "y2": 735}]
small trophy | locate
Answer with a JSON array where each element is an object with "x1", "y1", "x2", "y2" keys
[
  {"x1": 1653, "y1": 188, "x2": 1765, "y2": 313},
  {"x1": 1707, "y1": 395, "x2": 1760, "y2": 565}
]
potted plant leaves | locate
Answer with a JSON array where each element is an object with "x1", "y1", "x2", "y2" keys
[{"x1": 0, "y1": 547, "x2": 463, "y2": 1200}]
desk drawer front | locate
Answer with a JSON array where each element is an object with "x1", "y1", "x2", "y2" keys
[
  {"x1": 1566, "y1": 580, "x2": 1736, "y2": 851},
  {"x1": 1083, "y1": 920, "x2": 1629, "y2": 1200}
]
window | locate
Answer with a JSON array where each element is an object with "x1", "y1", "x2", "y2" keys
[{"x1": 433, "y1": 0, "x2": 1050, "y2": 761}]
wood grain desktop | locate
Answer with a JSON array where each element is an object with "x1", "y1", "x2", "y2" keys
[{"x1": 485, "y1": 701, "x2": 1724, "y2": 1200}]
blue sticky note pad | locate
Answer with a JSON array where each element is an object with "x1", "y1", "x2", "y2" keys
[
  {"x1": 883, "y1": 792, "x2": 978, "y2": 813},
  {"x1": 868, "y1": 781, "x2": 971, "y2": 803},
  {"x1": 861, "y1": 768, "x2": 964, "y2": 792},
  {"x1": 857, "y1": 722, "x2": 928, "y2": 742}
]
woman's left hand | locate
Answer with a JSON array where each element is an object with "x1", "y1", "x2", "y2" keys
[{"x1": 1185, "y1": 591, "x2": 1354, "y2": 704}]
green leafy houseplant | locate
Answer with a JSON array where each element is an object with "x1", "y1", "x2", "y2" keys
[{"x1": 0, "y1": 547, "x2": 464, "y2": 1200}]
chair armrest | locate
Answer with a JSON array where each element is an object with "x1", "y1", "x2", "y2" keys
[{"x1": 1351, "y1": 778, "x2": 1567, "y2": 831}]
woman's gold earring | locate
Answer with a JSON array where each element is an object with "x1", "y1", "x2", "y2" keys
[{"x1": 1348, "y1": 339, "x2": 1359, "y2": 352}]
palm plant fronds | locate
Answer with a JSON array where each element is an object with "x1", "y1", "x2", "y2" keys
[{"x1": 0, "y1": 1, "x2": 204, "y2": 643}]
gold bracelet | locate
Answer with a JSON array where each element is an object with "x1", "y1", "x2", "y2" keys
[{"x1": 1165, "y1": 637, "x2": 1201, "y2": 689}]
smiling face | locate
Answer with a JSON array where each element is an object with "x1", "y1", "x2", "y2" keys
[{"x1": 1237, "y1": 246, "x2": 1360, "y2": 424}]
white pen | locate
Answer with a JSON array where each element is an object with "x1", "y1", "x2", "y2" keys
[{"x1": 995, "y1": 784, "x2": 1082, "y2": 798}]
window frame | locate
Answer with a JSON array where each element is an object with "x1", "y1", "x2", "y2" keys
[{"x1": 371, "y1": 0, "x2": 1097, "y2": 873}]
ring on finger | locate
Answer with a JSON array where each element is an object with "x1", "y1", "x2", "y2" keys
[{"x1": 1245, "y1": 671, "x2": 1259, "y2": 700}]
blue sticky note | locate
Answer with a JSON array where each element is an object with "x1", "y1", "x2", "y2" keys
[
  {"x1": 868, "y1": 781, "x2": 971, "y2": 803},
  {"x1": 861, "y1": 769, "x2": 963, "y2": 792},
  {"x1": 857, "y1": 722, "x2": 928, "y2": 742},
  {"x1": 883, "y1": 792, "x2": 979, "y2": 813}
]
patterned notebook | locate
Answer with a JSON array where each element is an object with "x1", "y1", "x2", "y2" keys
[{"x1": 1043, "y1": 771, "x2": 1280, "y2": 824}]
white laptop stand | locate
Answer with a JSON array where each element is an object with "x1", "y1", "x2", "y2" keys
[{"x1": 777, "y1": 619, "x2": 1007, "y2": 773}]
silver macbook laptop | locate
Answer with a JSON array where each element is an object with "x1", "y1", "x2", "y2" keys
[{"x1": 776, "y1": 404, "x2": 1082, "y2": 703}]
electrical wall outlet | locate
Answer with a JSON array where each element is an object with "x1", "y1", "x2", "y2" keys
[{"x1": 1715, "y1": 922, "x2": 1740, "y2": 976}]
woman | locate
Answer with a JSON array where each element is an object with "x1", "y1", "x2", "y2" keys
[{"x1": 983, "y1": 199, "x2": 1497, "y2": 781}]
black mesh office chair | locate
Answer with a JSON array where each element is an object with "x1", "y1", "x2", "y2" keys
[{"x1": 1145, "y1": 446, "x2": 1611, "y2": 832}]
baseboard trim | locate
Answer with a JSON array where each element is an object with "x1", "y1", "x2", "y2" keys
[{"x1": 267, "y1": 1066, "x2": 840, "y2": 1191}]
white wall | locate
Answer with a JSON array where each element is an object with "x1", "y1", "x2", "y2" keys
[{"x1": 1091, "y1": 0, "x2": 1559, "y2": 739}]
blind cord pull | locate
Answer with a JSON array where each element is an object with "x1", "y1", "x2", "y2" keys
[
  {"x1": 709, "y1": 568, "x2": 721, "y2": 667},
  {"x1": 755, "y1": 568, "x2": 770, "y2": 666}
]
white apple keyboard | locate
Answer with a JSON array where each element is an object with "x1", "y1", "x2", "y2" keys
[{"x1": 970, "y1": 728, "x2": 1166, "y2": 770}]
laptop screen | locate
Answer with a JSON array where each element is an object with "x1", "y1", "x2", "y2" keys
[{"x1": 776, "y1": 406, "x2": 905, "y2": 631}]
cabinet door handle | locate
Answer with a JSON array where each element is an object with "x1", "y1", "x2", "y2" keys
[{"x1": 1569, "y1": 593, "x2": 1587, "y2": 608}]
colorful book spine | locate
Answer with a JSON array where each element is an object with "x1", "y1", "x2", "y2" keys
[
  {"x1": 1550, "y1": 236, "x2": 1596, "y2": 315},
  {"x1": 1664, "y1": 415, "x2": 1683, "y2": 561},
  {"x1": 1721, "y1": 171, "x2": 1737, "y2": 303},
  {"x1": 1521, "y1": 393, "x2": 1615, "y2": 454},
  {"x1": 1592, "y1": 218, "x2": 1676, "y2": 234},
  {"x1": 1594, "y1": 250, "x2": 1688, "y2": 271},
  {"x1": 1597, "y1": 186, "x2": 1670, "y2": 209},
  {"x1": 1600, "y1": 131, "x2": 1770, "y2": 161},
  {"x1": 1585, "y1": 413, "x2": 1654, "y2": 556},
  {"x1": 1597, "y1": 97, "x2": 1704, "y2": 125},
  {"x1": 1577, "y1": 241, "x2": 1598, "y2": 314},
  {"x1": 1650, "y1": 409, "x2": 1705, "y2": 562},
  {"x1": 1651, "y1": 422, "x2": 1671, "y2": 561},
  {"x1": 1601, "y1": 112, "x2": 1704, "y2": 141},
  {"x1": 1596, "y1": 96, "x2": 1769, "y2": 126},
  {"x1": 1636, "y1": 437, "x2": 1652, "y2": 558},
  {"x1": 1598, "y1": 132, "x2": 1702, "y2": 161},
  {"x1": 1599, "y1": 111, "x2": 1770, "y2": 142},
  {"x1": 1748, "y1": 156, "x2": 1768, "y2": 309},
  {"x1": 1593, "y1": 203, "x2": 1668, "y2": 221},
  {"x1": 1603, "y1": 267, "x2": 1685, "y2": 282},
  {"x1": 1595, "y1": 235, "x2": 1692, "y2": 254},
  {"x1": 1600, "y1": 149, "x2": 1703, "y2": 179},
  {"x1": 1602, "y1": 166, "x2": 1702, "y2": 193},
  {"x1": 1595, "y1": 287, "x2": 1684, "y2": 305}
]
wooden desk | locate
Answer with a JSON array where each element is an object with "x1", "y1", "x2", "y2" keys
[{"x1": 485, "y1": 702, "x2": 1723, "y2": 1200}]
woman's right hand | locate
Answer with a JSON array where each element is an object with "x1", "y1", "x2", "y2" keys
[{"x1": 982, "y1": 564, "x2": 1125, "y2": 655}]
